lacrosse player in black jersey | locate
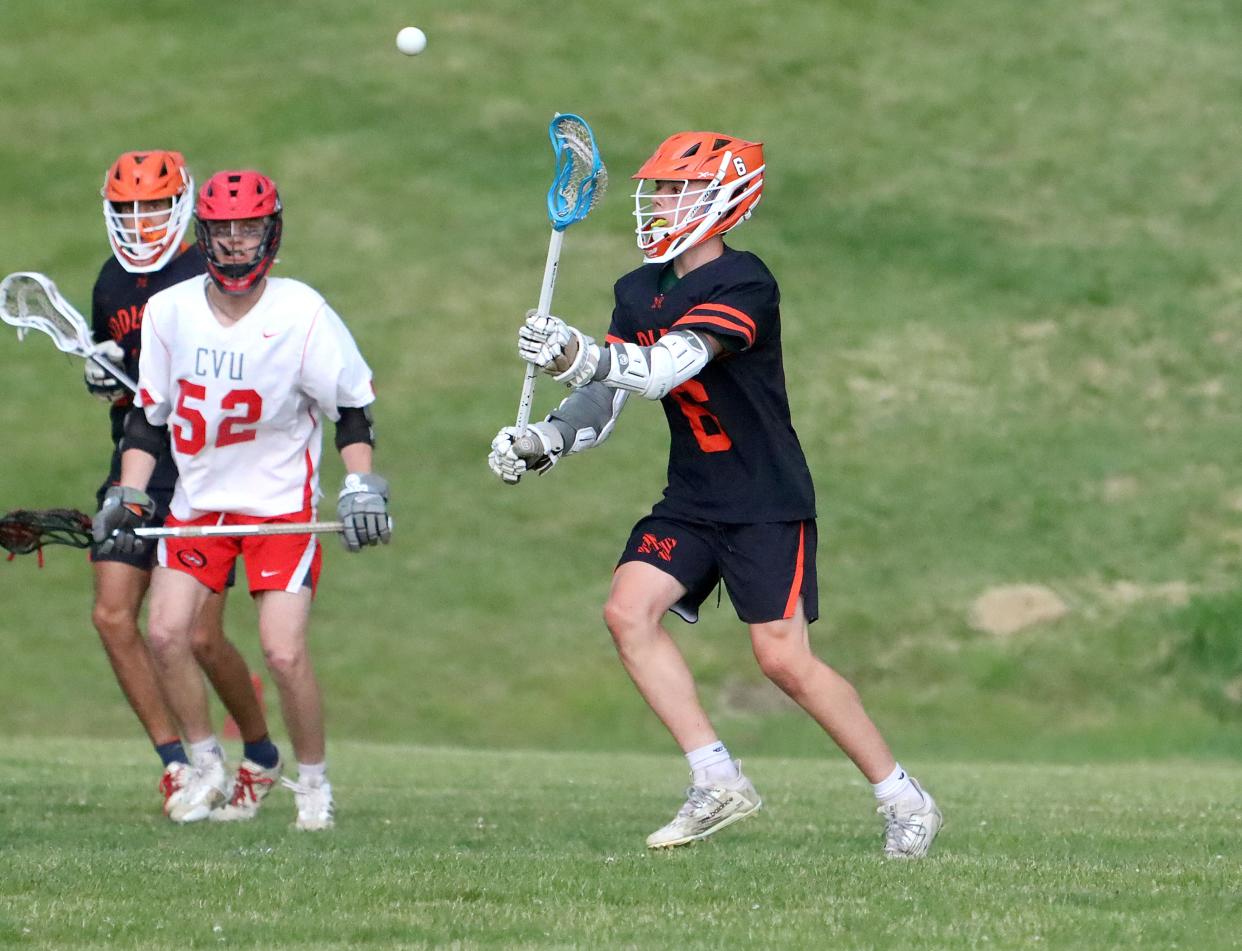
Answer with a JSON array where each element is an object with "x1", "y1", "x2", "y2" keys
[
  {"x1": 490, "y1": 131, "x2": 941, "y2": 857},
  {"x1": 88, "y1": 150, "x2": 277, "y2": 820}
]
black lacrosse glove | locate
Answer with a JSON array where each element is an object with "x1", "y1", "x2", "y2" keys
[
  {"x1": 336, "y1": 473, "x2": 391, "y2": 552},
  {"x1": 92, "y1": 486, "x2": 155, "y2": 556}
]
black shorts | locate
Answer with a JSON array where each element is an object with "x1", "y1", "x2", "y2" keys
[{"x1": 617, "y1": 515, "x2": 818, "y2": 625}]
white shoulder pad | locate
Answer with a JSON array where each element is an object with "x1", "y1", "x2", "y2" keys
[{"x1": 602, "y1": 331, "x2": 711, "y2": 400}]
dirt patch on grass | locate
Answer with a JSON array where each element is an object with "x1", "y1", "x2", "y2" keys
[{"x1": 969, "y1": 584, "x2": 1069, "y2": 637}]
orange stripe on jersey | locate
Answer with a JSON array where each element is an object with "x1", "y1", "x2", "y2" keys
[
  {"x1": 681, "y1": 302, "x2": 757, "y2": 338},
  {"x1": 674, "y1": 313, "x2": 756, "y2": 347},
  {"x1": 605, "y1": 333, "x2": 625, "y2": 344},
  {"x1": 782, "y1": 521, "x2": 806, "y2": 619},
  {"x1": 690, "y1": 302, "x2": 757, "y2": 333}
]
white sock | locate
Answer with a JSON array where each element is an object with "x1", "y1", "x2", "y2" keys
[
  {"x1": 686, "y1": 741, "x2": 739, "y2": 785},
  {"x1": 872, "y1": 762, "x2": 922, "y2": 808},
  {"x1": 298, "y1": 761, "x2": 328, "y2": 787},
  {"x1": 188, "y1": 736, "x2": 223, "y2": 766}
]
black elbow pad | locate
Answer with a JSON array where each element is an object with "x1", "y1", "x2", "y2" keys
[
  {"x1": 335, "y1": 405, "x2": 376, "y2": 450},
  {"x1": 120, "y1": 407, "x2": 169, "y2": 458}
]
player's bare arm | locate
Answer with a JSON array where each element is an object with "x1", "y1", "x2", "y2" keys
[
  {"x1": 91, "y1": 408, "x2": 166, "y2": 555},
  {"x1": 335, "y1": 402, "x2": 391, "y2": 554}
]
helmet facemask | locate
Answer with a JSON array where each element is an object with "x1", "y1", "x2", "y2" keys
[{"x1": 196, "y1": 215, "x2": 282, "y2": 296}]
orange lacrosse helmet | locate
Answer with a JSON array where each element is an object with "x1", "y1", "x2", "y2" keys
[
  {"x1": 632, "y1": 132, "x2": 765, "y2": 263},
  {"x1": 101, "y1": 150, "x2": 195, "y2": 273},
  {"x1": 194, "y1": 170, "x2": 283, "y2": 295}
]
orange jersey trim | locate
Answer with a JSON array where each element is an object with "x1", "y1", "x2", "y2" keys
[
  {"x1": 675, "y1": 303, "x2": 757, "y2": 345},
  {"x1": 783, "y1": 521, "x2": 806, "y2": 619},
  {"x1": 673, "y1": 313, "x2": 756, "y2": 347}
]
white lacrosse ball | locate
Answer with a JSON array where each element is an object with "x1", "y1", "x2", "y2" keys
[{"x1": 396, "y1": 26, "x2": 427, "y2": 56}]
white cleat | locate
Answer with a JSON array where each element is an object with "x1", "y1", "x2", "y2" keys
[
  {"x1": 168, "y1": 756, "x2": 230, "y2": 824},
  {"x1": 282, "y1": 776, "x2": 334, "y2": 831},
  {"x1": 646, "y1": 766, "x2": 762, "y2": 849},
  {"x1": 209, "y1": 759, "x2": 283, "y2": 822},
  {"x1": 879, "y1": 779, "x2": 942, "y2": 859},
  {"x1": 159, "y1": 762, "x2": 194, "y2": 818}
]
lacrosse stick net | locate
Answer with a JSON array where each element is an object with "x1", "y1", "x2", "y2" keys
[
  {"x1": 0, "y1": 271, "x2": 137, "y2": 391},
  {"x1": 0, "y1": 508, "x2": 93, "y2": 566},
  {"x1": 516, "y1": 113, "x2": 608, "y2": 431},
  {"x1": 546, "y1": 114, "x2": 608, "y2": 231}
]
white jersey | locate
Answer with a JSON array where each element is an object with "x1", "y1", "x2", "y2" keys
[{"x1": 137, "y1": 275, "x2": 374, "y2": 519}]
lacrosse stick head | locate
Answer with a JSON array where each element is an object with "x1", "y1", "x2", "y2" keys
[
  {"x1": 632, "y1": 131, "x2": 765, "y2": 263},
  {"x1": 0, "y1": 508, "x2": 93, "y2": 561},
  {"x1": 102, "y1": 150, "x2": 195, "y2": 274},
  {"x1": 0, "y1": 272, "x2": 94, "y2": 356},
  {"x1": 546, "y1": 113, "x2": 608, "y2": 232}
]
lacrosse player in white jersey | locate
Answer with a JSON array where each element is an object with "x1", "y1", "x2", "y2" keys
[
  {"x1": 93, "y1": 170, "x2": 391, "y2": 830},
  {"x1": 88, "y1": 149, "x2": 277, "y2": 822}
]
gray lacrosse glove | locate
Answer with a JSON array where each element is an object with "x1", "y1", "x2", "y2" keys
[
  {"x1": 337, "y1": 473, "x2": 391, "y2": 552},
  {"x1": 488, "y1": 422, "x2": 563, "y2": 484},
  {"x1": 92, "y1": 486, "x2": 155, "y2": 555},
  {"x1": 84, "y1": 341, "x2": 128, "y2": 404}
]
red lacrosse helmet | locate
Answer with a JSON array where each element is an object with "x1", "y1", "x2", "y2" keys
[
  {"x1": 194, "y1": 170, "x2": 283, "y2": 295},
  {"x1": 101, "y1": 150, "x2": 195, "y2": 273},
  {"x1": 632, "y1": 132, "x2": 765, "y2": 263}
]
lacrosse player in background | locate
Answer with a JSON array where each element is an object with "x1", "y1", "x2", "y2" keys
[
  {"x1": 88, "y1": 150, "x2": 276, "y2": 820},
  {"x1": 93, "y1": 169, "x2": 389, "y2": 830},
  {"x1": 490, "y1": 132, "x2": 942, "y2": 858}
]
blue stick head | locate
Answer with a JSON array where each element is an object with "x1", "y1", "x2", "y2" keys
[{"x1": 546, "y1": 113, "x2": 607, "y2": 231}]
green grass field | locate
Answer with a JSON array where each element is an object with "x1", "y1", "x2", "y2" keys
[
  {"x1": 3, "y1": 0, "x2": 1242, "y2": 946},
  {"x1": 2, "y1": 738, "x2": 1240, "y2": 949}
]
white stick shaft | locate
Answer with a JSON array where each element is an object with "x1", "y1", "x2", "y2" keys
[
  {"x1": 515, "y1": 227, "x2": 565, "y2": 432},
  {"x1": 134, "y1": 521, "x2": 347, "y2": 539}
]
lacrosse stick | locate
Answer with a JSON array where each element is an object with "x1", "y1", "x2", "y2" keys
[
  {"x1": 0, "y1": 508, "x2": 93, "y2": 566},
  {"x1": 0, "y1": 271, "x2": 137, "y2": 392},
  {"x1": 131, "y1": 520, "x2": 394, "y2": 540},
  {"x1": 514, "y1": 113, "x2": 608, "y2": 434},
  {"x1": 1, "y1": 508, "x2": 394, "y2": 560}
]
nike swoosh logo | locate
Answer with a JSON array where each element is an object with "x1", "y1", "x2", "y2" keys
[
  {"x1": 260, "y1": 569, "x2": 281, "y2": 577},
  {"x1": 262, "y1": 330, "x2": 281, "y2": 339}
]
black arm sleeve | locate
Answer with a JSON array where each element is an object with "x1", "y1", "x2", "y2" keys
[
  {"x1": 335, "y1": 405, "x2": 376, "y2": 450},
  {"x1": 120, "y1": 406, "x2": 169, "y2": 458}
]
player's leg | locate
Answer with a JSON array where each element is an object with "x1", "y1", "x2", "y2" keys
[
  {"x1": 608, "y1": 517, "x2": 761, "y2": 848},
  {"x1": 90, "y1": 560, "x2": 177, "y2": 748},
  {"x1": 749, "y1": 603, "x2": 941, "y2": 857},
  {"x1": 191, "y1": 590, "x2": 268, "y2": 744},
  {"x1": 731, "y1": 520, "x2": 941, "y2": 858},
  {"x1": 605, "y1": 562, "x2": 717, "y2": 752},
  {"x1": 90, "y1": 558, "x2": 193, "y2": 811},
  {"x1": 255, "y1": 587, "x2": 333, "y2": 830},
  {"x1": 192, "y1": 589, "x2": 283, "y2": 823},
  {"x1": 145, "y1": 563, "x2": 231, "y2": 822}
]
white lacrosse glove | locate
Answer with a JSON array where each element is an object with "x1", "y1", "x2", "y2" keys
[
  {"x1": 518, "y1": 310, "x2": 600, "y2": 387},
  {"x1": 84, "y1": 341, "x2": 128, "y2": 403},
  {"x1": 488, "y1": 422, "x2": 564, "y2": 484}
]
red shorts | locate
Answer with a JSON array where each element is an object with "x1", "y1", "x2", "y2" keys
[{"x1": 158, "y1": 510, "x2": 323, "y2": 596}]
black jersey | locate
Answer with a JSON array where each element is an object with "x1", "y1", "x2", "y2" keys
[
  {"x1": 91, "y1": 244, "x2": 205, "y2": 489},
  {"x1": 606, "y1": 246, "x2": 816, "y2": 524}
]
